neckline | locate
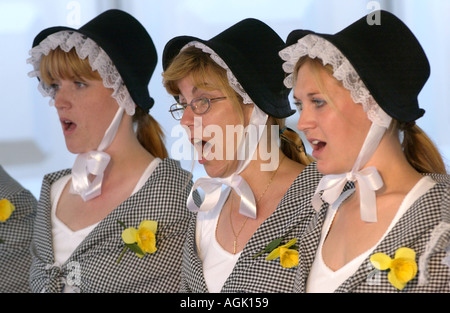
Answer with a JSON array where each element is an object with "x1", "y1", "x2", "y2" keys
[{"x1": 318, "y1": 175, "x2": 436, "y2": 273}]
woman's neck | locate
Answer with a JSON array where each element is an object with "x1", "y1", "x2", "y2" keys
[{"x1": 357, "y1": 133, "x2": 422, "y2": 197}]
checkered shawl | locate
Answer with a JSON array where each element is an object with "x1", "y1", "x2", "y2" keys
[
  {"x1": 0, "y1": 165, "x2": 37, "y2": 293},
  {"x1": 29, "y1": 158, "x2": 195, "y2": 293},
  {"x1": 179, "y1": 162, "x2": 323, "y2": 292},
  {"x1": 294, "y1": 173, "x2": 450, "y2": 293}
]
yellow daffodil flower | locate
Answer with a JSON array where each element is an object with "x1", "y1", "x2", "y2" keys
[
  {"x1": 266, "y1": 238, "x2": 299, "y2": 268},
  {"x1": 370, "y1": 247, "x2": 418, "y2": 290},
  {"x1": 117, "y1": 220, "x2": 157, "y2": 262},
  {"x1": 0, "y1": 199, "x2": 15, "y2": 222},
  {"x1": 121, "y1": 220, "x2": 157, "y2": 257}
]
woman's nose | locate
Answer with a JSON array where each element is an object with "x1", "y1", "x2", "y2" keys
[
  {"x1": 53, "y1": 87, "x2": 71, "y2": 110},
  {"x1": 296, "y1": 108, "x2": 315, "y2": 134},
  {"x1": 179, "y1": 105, "x2": 195, "y2": 127}
]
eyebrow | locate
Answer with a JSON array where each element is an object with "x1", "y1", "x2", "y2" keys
[{"x1": 293, "y1": 92, "x2": 321, "y2": 101}]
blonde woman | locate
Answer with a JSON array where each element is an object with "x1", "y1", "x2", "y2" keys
[
  {"x1": 280, "y1": 10, "x2": 450, "y2": 292},
  {"x1": 27, "y1": 10, "x2": 194, "y2": 292}
]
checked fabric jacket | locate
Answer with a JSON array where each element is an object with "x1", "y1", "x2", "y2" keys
[
  {"x1": 0, "y1": 165, "x2": 37, "y2": 293},
  {"x1": 30, "y1": 158, "x2": 195, "y2": 293},
  {"x1": 293, "y1": 173, "x2": 450, "y2": 293},
  {"x1": 179, "y1": 162, "x2": 323, "y2": 292}
]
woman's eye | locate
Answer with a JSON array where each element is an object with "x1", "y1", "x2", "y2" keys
[
  {"x1": 312, "y1": 98, "x2": 326, "y2": 107},
  {"x1": 294, "y1": 100, "x2": 303, "y2": 112},
  {"x1": 75, "y1": 81, "x2": 86, "y2": 88},
  {"x1": 50, "y1": 83, "x2": 60, "y2": 91}
]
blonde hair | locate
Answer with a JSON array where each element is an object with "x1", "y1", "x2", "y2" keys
[
  {"x1": 163, "y1": 46, "x2": 312, "y2": 166},
  {"x1": 40, "y1": 47, "x2": 168, "y2": 159},
  {"x1": 294, "y1": 56, "x2": 447, "y2": 174}
]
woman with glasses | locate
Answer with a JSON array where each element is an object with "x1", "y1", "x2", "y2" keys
[
  {"x1": 27, "y1": 10, "x2": 194, "y2": 292},
  {"x1": 162, "y1": 18, "x2": 320, "y2": 292}
]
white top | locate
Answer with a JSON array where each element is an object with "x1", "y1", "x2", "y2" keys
[
  {"x1": 306, "y1": 176, "x2": 436, "y2": 293},
  {"x1": 50, "y1": 158, "x2": 161, "y2": 292},
  {"x1": 196, "y1": 187, "x2": 241, "y2": 293}
]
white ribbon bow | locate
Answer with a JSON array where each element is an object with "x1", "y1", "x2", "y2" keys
[
  {"x1": 187, "y1": 174, "x2": 256, "y2": 218},
  {"x1": 311, "y1": 122, "x2": 389, "y2": 222},
  {"x1": 69, "y1": 106, "x2": 124, "y2": 201},
  {"x1": 186, "y1": 105, "x2": 268, "y2": 219},
  {"x1": 312, "y1": 167, "x2": 383, "y2": 222},
  {"x1": 70, "y1": 151, "x2": 111, "y2": 201}
]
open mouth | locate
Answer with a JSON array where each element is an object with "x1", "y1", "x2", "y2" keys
[
  {"x1": 192, "y1": 138, "x2": 213, "y2": 163},
  {"x1": 310, "y1": 139, "x2": 326, "y2": 157},
  {"x1": 61, "y1": 119, "x2": 76, "y2": 132}
]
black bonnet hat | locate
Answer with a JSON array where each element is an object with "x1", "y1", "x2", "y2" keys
[
  {"x1": 30, "y1": 9, "x2": 157, "y2": 113},
  {"x1": 162, "y1": 18, "x2": 294, "y2": 119},
  {"x1": 284, "y1": 10, "x2": 429, "y2": 123}
]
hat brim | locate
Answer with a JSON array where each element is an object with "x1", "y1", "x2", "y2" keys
[
  {"x1": 285, "y1": 11, "x2": 428, "y2": 122},
  {"x1": 163, "y1": 19, "x2": 295, "y2": 119},
  {"x1": 31, "y1": 10, "x2": 157, "y2": 112}
]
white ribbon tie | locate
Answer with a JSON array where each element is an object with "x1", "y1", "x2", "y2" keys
[
  {"x1": 69, "y1": 106, "x2": 125, "y2": 201},
  {"x1": 186, "y1": 105, "x2": 268, "y2": 219}
]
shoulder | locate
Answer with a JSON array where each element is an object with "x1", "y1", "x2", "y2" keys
[
  {"x1": 153, "y1": 158, "x2": 193, "y2": 181},
  {"x1": 286, "y1": 162, "x2": 322, "y2": 196},
  {"x1": 42, "y1": 168, "x2": 72, "y2": 186},
  {"x1": 0, "y1": 166, "x2": 31, "y2": 198},
  {"x1": 0, "y1": 166, "x2": 37, "y2": 216}
]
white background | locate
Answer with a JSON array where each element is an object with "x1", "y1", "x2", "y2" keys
[{"x1": 0, "y1": 0, "x2": 449, "y2": 198}]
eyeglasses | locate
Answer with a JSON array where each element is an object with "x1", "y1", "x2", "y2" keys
[{"x1": 169, "y1": 97, "x2": 227, "y2": 120}]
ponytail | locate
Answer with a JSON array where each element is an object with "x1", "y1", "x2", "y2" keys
[
  {"x1": 133, "y1": 107, "x2": 168, "y2": 159},
  {"x1": 396, "y1": 121, "x2": 447, "y2": 174},
  {"x1": 275, "y1": 119, "x2": 314, "y2": 166}
]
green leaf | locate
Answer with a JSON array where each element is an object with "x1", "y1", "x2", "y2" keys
[
  {"x1": 117, "y1": 220, "x2": 127, "y2": 229},
  {"x1": 0, "y1": 238, "x2": 4, "y2": 244},
  {"x1": 126, "y1": 243, "x2": 144, "y2": 257},
  {"x1": 265, "y1": 237, "x2": 284, "y2": 252},
  {"x1": 253, "y1": 237, "x2": 284, "y2": 259}
]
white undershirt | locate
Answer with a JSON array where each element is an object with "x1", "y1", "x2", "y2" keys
[
  {"x1": 50, "y1": 158, "x2": 161, "y2": 291},
  {"x1": 196, "y1": 187, "x2": 241, "y2": 293},
  {"x1": 306, "y1": 176, "x2": 436, "y2": 293}
]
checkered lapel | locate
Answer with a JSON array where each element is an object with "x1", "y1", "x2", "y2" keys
[
  {"x1": 293, "y1": 174, "x2": 450, "y2": 293},
  {"x1": 30, "y1": 158, "x2": 194, "y2": 293},
  {"x1": 181, "y1": 162, "x2": 323, "y2": 292}
]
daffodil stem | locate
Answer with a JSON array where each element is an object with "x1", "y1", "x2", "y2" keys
[{"x1": 117, "y1": 246, "x2": 128, "y2": 263}]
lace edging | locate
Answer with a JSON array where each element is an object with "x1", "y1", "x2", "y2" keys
[
  {"x1": 279, "y1": 34, "x2": 391, "y2": 128},
  {"x1": 27, "y1": 31, "x2": 135, "y2": 115},
  {"x1": 181, "y1": 41, "x2": 254, "y2": 105}
]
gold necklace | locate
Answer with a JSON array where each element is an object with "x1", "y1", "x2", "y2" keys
[{"x1": 229, "y1": 156, "x2": 285, "y2": 254}]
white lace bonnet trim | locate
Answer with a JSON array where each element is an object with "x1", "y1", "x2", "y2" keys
[
  {"x1": 181, "y1": 41, "x2": 254, "y2": 105},
  {"x1": 27, "y1": 31, "x2": 136, "y2": 116},
  {"x1": 279, "y1": 34, "x2": 391, "y2": 128}
]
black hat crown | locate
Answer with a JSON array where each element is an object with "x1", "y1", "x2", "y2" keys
[
  {"x1": 163, "y1": 18, "x2": 294, "y2": 119},
  {"x1": 286, "y1": 10, "x2": 429, "y2": 122},
  {"x1": 32, "y1": 9, "x2": 157, "y2": 112}
]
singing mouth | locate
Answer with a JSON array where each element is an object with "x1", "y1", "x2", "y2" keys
[
  {"x1": 310, "y1": 139, "x2": 326, "y2": 155},
  {"x1": 192, "y1": 138, "x2": 213, "y2": 161},
  {"x1": 61, "y1": 118, "x2": 76, "y2": 132}
]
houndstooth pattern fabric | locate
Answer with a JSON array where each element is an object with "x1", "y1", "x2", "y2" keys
[
  {"x1": 294, "y1": 173, "x2": 450, "y2": 293},
  {"x1": 0, "y1": 165, "x2": 37, "y2": 293},
  {"x1": 29, "y1": 158, "x2": 195, "y2": 293},
  {"x1": 180, "y1": 162, "x2": 323, "y2": 292}
]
